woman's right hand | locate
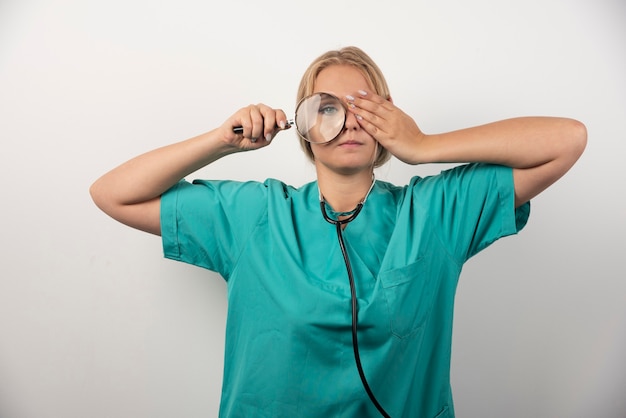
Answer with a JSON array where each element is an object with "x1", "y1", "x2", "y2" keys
[{"x1": 221, "y1": 103, "x2": 290, "y2": 150}]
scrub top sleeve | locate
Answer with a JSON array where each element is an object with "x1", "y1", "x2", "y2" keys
[
  {"x1": 160, "y1": 179, "x2": 268, "y2": 279},
  {"x1": 428, "y1": 164, "x2": 530, "y2": 263}
]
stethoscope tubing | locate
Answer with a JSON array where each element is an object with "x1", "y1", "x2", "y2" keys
[{"x1": 320, "y1": 201, "x2": 391, "y2": 418}]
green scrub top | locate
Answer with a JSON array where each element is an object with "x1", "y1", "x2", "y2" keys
[{"x1": 161, "y1": 163, "x2": 530, "y2": 418}]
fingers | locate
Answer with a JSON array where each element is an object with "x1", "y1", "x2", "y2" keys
[
  {"x1": 345, "y1": 90, "x2": 394, "y2": 136},
  {"x1": 236, "y1": 104, "x2": 288, "y2": 144}
]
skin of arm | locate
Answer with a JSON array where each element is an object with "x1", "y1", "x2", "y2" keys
[
  {"x1": 91, "y1": 91, "x2": 586, "y2": 235},
  {"x1": 89, "y1": 104, "x2": 289, "y2": 235},
  {"x1": 347, "y1": 90, "x2": 587, "y2": 207}
]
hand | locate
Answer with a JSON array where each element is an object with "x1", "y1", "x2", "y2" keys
[
  {"x1": 346, "y1": 90, "x2": 425, "y2": 164},
  {"x1": 220, "y1": 103, "x2": 290, "y2": 150}
]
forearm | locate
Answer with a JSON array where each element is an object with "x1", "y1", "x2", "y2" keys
[
  {"x1": 90, "y1": 129, "x2": 236, "y2": 209},
  {"x1": 413, "y1": 116, "x2": 587, "y2": 207},
  {"x1": 415, "y1": 116, "x2": 586, "y2": 168}
]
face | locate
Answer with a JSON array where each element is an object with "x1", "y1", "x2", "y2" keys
[{"x1": 310, "y1": 65, "x2": 378, "y2": 176}]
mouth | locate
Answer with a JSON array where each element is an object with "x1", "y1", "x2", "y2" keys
[{"x1": 338, "y1": 139, "x2": 363, "y2": 147}]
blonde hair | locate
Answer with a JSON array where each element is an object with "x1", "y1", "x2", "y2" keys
[{"x1": 296, "y1": 46, "x2": 392, "y2": 167}]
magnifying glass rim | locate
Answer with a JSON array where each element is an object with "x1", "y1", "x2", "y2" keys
[{"x1": 294, "y1": 92, "x2": 347, "y2": 144}]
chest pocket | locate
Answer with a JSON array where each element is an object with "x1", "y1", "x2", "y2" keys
[{"x1": 379, "y1": 257, "x2": 436, "y2": 339}]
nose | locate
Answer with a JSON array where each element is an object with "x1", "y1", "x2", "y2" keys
[{"x1": 343, "y1": 110, "x2": 360, "y2": 131}]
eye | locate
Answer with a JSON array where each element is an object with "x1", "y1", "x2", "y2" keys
[{"x1": 319, "y1": 104, "x2": 339, "y2": 116}]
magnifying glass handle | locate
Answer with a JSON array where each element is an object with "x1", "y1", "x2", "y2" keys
[{"x1": 232, "y1": 119, "x2": 294, "y2": 134}]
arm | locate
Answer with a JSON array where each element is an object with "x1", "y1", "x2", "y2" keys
[
  {"x1": 89, "y1": 104, "x2": 289, "y2": 235},
  {"x1": 418, "y1": 117, "x2": 587, "y2": 207},
  {"x1": 347, "y1": 91, "x2": 587, "y2": 207}
]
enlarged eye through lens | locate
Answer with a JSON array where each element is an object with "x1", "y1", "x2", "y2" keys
[{"x1": 295, "y1": 93, "x2": 346, "y2": 144}]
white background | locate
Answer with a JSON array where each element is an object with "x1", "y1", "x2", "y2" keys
[{"x1": 1, "y1": 0, "x2": 624, "y2": 417}]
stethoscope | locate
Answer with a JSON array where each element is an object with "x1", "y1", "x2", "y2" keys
[{"x1": 319, "y1": 176, "x2": 392, "y2": 418}]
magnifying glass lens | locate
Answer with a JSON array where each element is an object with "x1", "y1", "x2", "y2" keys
[{"x1": 295, "y1": 93, "x2": 346, "y2": 143}]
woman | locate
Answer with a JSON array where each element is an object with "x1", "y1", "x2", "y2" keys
[{"x1": 90, "y1": 46, "x2": 586, "y2": 417}]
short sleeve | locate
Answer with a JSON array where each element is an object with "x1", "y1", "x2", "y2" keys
[
  {"x1": 160, "y1": 179, "x2": 268, "y2": 278},
  {"x1": 414, "y1": 163, "x2": 530, "y2": 263}
]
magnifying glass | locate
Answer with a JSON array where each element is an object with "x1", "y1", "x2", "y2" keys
[{"x1": 232, "y1": 92, "x2": 347, "y2": 144}]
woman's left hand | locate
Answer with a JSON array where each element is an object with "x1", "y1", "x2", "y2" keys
[{"x1": 345, "y1": 90, "x2": 426, "y2": 165}]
